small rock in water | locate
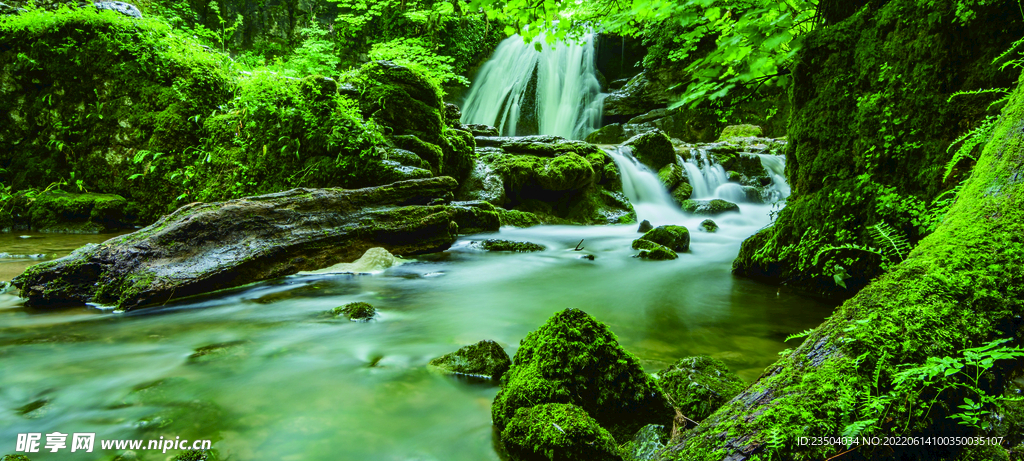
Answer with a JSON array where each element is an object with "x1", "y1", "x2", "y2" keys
[
  {"x1": 637, "y1": 219, "x2": 653, "y2": 233},
  {"x1": 635, "y1": 245, "x2": 677, "y2": 261},
  {"x1": 699, "y1": 219, "x2": 719, "y2": 233},
  {"x1": 302, "y1": 247, "x2": 404, "y2": 275},
  {"x1": 578, "y1": 254, "x2": 595, "y2": 260},
  {"x1": 477, "y1": 239, "x2": 545, "y2": 252},
  {"x1": 680, "y1": 199, "x2": 739, "y2": 216},
  {"x1": 429, "y1": 339, "x2": 511, "y2": 380},
  {"x1": 633, "y1": 225, "x2": 689, "y2": 252},
  {"x1": 331, "y1": 302, "x2": 376, "y2": 321}
]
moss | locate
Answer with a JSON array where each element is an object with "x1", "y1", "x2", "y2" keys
[
  {"x1": 429, "y1": 339, "x2": 511, "y2": 380},
  {"x1": 501, "y1": 403, "x2": 621, "y2": 461},
  {"x1": 670, "y1": 183, "x2": 693, "y2": 203},
  {"x1": 656, "y1": 356, "x2": 743, "y2": 423},
  {"x1": 174, "y1": 449, "x2": 216, "y2": 461},
  {"x1": 634, "y1": 225, "x2": 689, "y2": 252},
  {"x1": 635, "y1": 243, "x2": 678, "y2": 261},
  {"x1": 493, "y1": 308, "x2": 675, "y2": 441},
  {"x1": 479, "y1": 239, "x2": 546, "y2": 252},
  {"x1": 585, "y1": 123, "x2": 628, "y2": 144},
  {"x1": 1, "y1": 455, "x2": 32, "y2": 461},
  {"x1": 717, "y1": 124, "x2": 763, "y2": 140},
  {"x1": 624, "y1": 130, "x2": 675, "y2": 171},
  {"x1": 658, "y1": 164, "x2": 683, "y2": 190},
  {"x1": 27, "y1": 190, "x2": 133, "y2": 233},
  {"x1": 680, "y1": 199, "x2": 739, "y2": 216},
  {"x1": 699, "y1": 219, "x2": 718, "y2": 233},
  {"x1": 331, "y1": 302, "x2": 376, "y2": 321},
  {"x1": 495, "y1": 208, "x2": 545, "y2": 228}
]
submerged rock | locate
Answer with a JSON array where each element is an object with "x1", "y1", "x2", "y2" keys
[
  {"x1": 12, "y1": 178, "x2": 463, "y2": 310},
  {"x1": 301, "y1": 247, "x2": 403, "y2": 274},
  {"x1": 633, "y1": 241, "x2": 678, "y2": 261},
  {"x1": 188, "y1": 340, "x2": 251, "y2": 363},
  {"x1": 501, "y1": 403, "x2": 621, "y2": 461},
  {"x1": 657, "y1": 355, "x2": 743, "y2": 422},
  {"x1": 429, "y1": 339, "x2": 511, "y2": 380},
  {"x1": 331, "y1": 302, "x2": 376, "y2": 321},
  {"x1": 477, "y1": 239, "x2": 545, "y2": 252},
  {"x1": 634, "y1": 225, "x2": 689, "y2": 252},
  {"x1": 493, "y1": 308, "x2": 674, "y2": 441},
  {"x1": 680, "y1": 199, "x2": 739, "y2": 216},
  {"x1": 699, "y1": 219, "x2": 719, "y2": 233}
]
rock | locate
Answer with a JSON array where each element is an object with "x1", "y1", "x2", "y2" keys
[
  {"x1": 634, "y1": 225, "x2": 689, "y2": 252},
  {"x1": 28, "y1": 191, "x2": 135, "y2": 233},
  {"x1": 475, "y1": 135, "x2": 599, "y2": 158},
  {"x1": 462, "y1": 124, "x2": 499, "y2": 137},
  {"x1": 0, "y1": 2, "x2": 25, "y2": 14},
  {"x1": 12, "y1": 178, "x2": 462, "y2": 310},
  {"x1": 680, "y1": 199, "x2": 739, "y2": 216},
  {"x1": 174, "y1": 449, "x2": 214, "y2": 461},
  {"x1": 632, "y1": 240, "x2": 678, "y2": 260},
  {"x1": 455, "y1": 159, "x2": 507, "y2": 206},
  {"x1": 656, "y1": 355, "x2": 743, "y2": 422},
  {"x1": 489, "y1": 152, "x2": 594, "y2": 192},
  {"x1": 493, "y1": 308, "x2": 674, "y2": 441},
  {"x1": 429, "y1": 339, "x2": 511, "y2": 380},
  {"x1": 717, "y1": 124, "x2": 763, "y2": 141},
  {"x1": 2, "y1": 455, "x2": 32, "y2": 461},
  {"x1": 719, "y1": 152, "x2": 769, "y2": 180},
  {"x1": 494, "y1": 209, "x2": 545, "y2": 228},
  {"x1": 188, "y1": 340, "x2": 251, "y2": 363},
  {"x1": 637, "y1": 220, "x2": 653, "y2": 233},
  {"x1": 602, "y1": 72, "x2": 670, "y2": 119},
  {"x1": 449, "y1": 201, "x2": 501, "y2": 234},
  {"x1": 331, "y1": 302, "x2": 376, "y2": 321},
  {"x1": 93, "y1": 1, "x2": 142, "y2": 18},
  {"x1": 624, "y1": 130, "x2": 675, "y2": 171},
  {"x1": 657, "y1": 163, "x2": 683, "y2": 190},
  {"x1": 670, "y1": 183, "x2": 693, "y2": 203},
  {"x1": 579, "y1": 254, "x2": 595, "y2": 260},
  {"x1": 443, "y1": 102, "x2": 462, "y2": 127},
  {"x1": 699, "y1": 219, "x2": 718, "y2": 233},
  {"x1": 477, "y1": 239, "x2": 545, "y2": 252},
  {"x1": 620, "y1": 424, "x2": 666, "y2": 461},
  {"x1": 501, "y1": 403, "x2": 621, "y2": 461},
  {"x1": 585, "y1": 123, "x2": 627, "y2": 144}
]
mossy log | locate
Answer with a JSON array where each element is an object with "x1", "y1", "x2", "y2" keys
[
  {"x1": 12, "y1": 177, "x2": 477, "y2": 311},
  {"x1": 667, "y1": 74, "x2": 1024, "y2": 460}
]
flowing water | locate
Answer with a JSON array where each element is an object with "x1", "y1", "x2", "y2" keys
[{"x1": 0, "y1": 38, "x2": 832, "y2": 461}]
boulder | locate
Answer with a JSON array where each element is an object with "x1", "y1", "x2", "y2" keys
[
  {"x1": 632, "y1": 240, "x2": 678, "y2": 260},
  {"x1": 620, "y1": 424, "x2": 667, "y2": 461},
  {"x1": 477, "y1": 239, "x2": 545, "y2": 252},
  {"x1": 475, "y1": 135, "x2": 599, "y2": 158},
  {"x1": 455, "y1": 160, "x2": 507, "y2": 205},
  {"x1": 449, "y1": 201, "x2": 501, "y2": 234},
  {"x1": 656, "y1": 355, "x2": 744, "y2": 422},
  {"x1": 717, "y1": 124, "x2": 763, "y2": 141},
  {"x1": 429, "y1": 339, "x2": 511, "y2": 380},
  {"x1": 699, "y1": 219, "x2": 718, "y2": 233},
  {"x1": 634, "y1": 225, "x2": 689, "y2": 252},
  {"x1": 92, "y1": 1, "x2": 142, "y2": 18},
  {"x1": 28, "y1": 191, "x2": 135, "y2": 233},
  {"x1": 680, "y1": 199, "x2": 739, "y2": 216},
  {"x1": 585, "y1": 123, "x2": 628, "y2": 144},
  {"x1": 501, "y1": 403, "x2": 621, "y2": 461},
  {"x1": 331, "y1": 302, "x2": 376, "y2": 321},
  {"x1": 657, "y1": 163, "x2": 683, "y2": 190},
  {"x1": 624, "y1": 131, "x2": 675, "y2": 171},
  {"x1": 462, "y1": 124, "x2": 499, "y2": 137},
  {"x1": 492, "y1": 308, "x2": 674, "y2": 441},
  {"x1": 12, "y1": 177, "x2": 463, "y2": 310},
  {"x1": 670, "y1": 183, "x2": 693, "y2": 203},
  {"x1": 637, "y1": 220, "x2": 653, "y2": 233}
]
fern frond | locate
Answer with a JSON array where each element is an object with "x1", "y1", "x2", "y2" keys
[
  {"x1": 944, "y1": 115, "x2": 998, "y2": 181},
  {"x1": 812, "y1": 243, "x2": 883, "y2": 266},
  {"x1": 946, "y1": 87, "x2": 1008, "y2": 103},
  {"x1": 993, "y1": 37, "x2": 1024, "y2": 67},
  {"x1": 869, "y1": 221, "x2": 911, "y2": 262}
]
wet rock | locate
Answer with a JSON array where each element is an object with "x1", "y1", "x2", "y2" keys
[
  {"x1": 624, "y1": 130, "x2": 675, "y2": 171},
  {"x1": 2, "y1": 455, "x2": 32, "y2": 461},
  {"x1": 0, "y1": 2, "x2": 25, "y2": 14},
  {"x1": 579, "y1": 254, "x2": 595, "y2": 260},
  {"x1": 620, "y1": 424, "x2": 666, "y2": 461},
  {"x1": 443, "y1": 102, "x2": 462, "y2": 127},
  {"x1": 462, "y1": 124, "x2": 499, "y2": 137},
  {"x1": 633, "y1": 240, "x2": 678, "y2": 260},
  {"x1": 13, "y1": 178, "x2": 463, "y2": 310},
  {"x1": 429, "y1": 339, "x2": 511, "y2": 380},
  {"x1": 637, "y1": 220, "x2": 653, "y2": 233},
  {"x1": 475, "y1": 135, "x2": 599, "y2": 158},
  {"x1": 188, "y1": 340, "x2": 251, "y2": 363},
  {"x1": 681, "y1": 199, "x2": 739, "y2": 216},
  {"x1": 501, "y1": 403, "x2": 621, "y2": 461},
  {"x1": 93, "y1": 1, "x2": 142, "y2": 18},
  {"x1": 657, "y1": 163, "x2": 684, "y2": 190},
  {"x1": 477, "y1": 239, "x2": 545, "y2": 252},
  {"x1": 670, "y1": 182, "x2": 694, "y2": 203},
  {"x1": 656, "y1": 355, "x2": 744, "y2": 422},
  {"x1": 585, "y1": 123, "x2": 627, "y2": 144},
  {"x1": 634, "y1": 225, "x2": 689, "y2": 252},
  {"x1": 450, "y1": 201, "x2": 501, "y2": 234},
  {"x1": 455, "y1": 159, "x2": 507, "y2": 206},
  {"x1": 28, "y1": 191, "x2": 135, "y2": 233},
  {"x1": 493, "y1": 308, "x2": 674, "y2": 441},
  {"x1": 717, "y1": 124, "x2": 763, "y2": 141},
  {"x1": 173, "y1": 449, "x2": 215, "y2": 461},
  {"x1": 331, "y1": 302, "x2": 376, "y2": 321},
  {"x1": 699, "y1": 219, "x2": 719, "y2": 233}
]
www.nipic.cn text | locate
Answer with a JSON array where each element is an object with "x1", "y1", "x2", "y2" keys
[{"x1": 15, "y1": 433, "x2": 212, "y2": 454}]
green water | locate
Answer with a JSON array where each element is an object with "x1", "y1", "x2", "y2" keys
[{"x1": 0, "y1": 220, "x2": 834, "y2": 461}]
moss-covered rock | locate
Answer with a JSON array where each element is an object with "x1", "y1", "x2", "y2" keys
[
  {"x1": 585, "y1": 123, "x2": 628, "y2": 144},
  {"x1": 717, "y1": 124, "x2": 763, "y2": 141},
  {"x1": 2, "y1": 455, "x2": 32, "y2": 461},
  {"x1": 27, "y1": 191, "x2": 134, "y2": 233},
  {"x1": 501, "y1": 403, "x2": 622, "y2": 461},
  {"x1": 680, "y1": 199, "x2": 739, "y2": 216},
  {"x1": 699, "y1": 219, "x2": 718, "y2": 233},
  {"x1": 634, "y1": 225, "x2": 689, "y2": 252},
  {"x1": 637, "y1": 220, "x2": 653, "y2": 233},
  {"x1": 619, "y1": 424, "x2": 667, "y2": 461},
  {"x1": 478, "y1": 239, "x2": 546, "y2": 252},
  {"x1": 493, "y1": 308, "x2": 674, "y2": 441},
  {"x1": 670, "y1": 183, "x2": 694, "y2": 203},
  {"x1": 331, "y1": 302, "x2": 376, "y2": 321},
  {"x1": 429, "y1": 339, "x2": 511, "y2": 380},
  {"x1": 624, "y1": 130, "x2": 675, "y2": 171},
  {"x1": 632, "y1": 240, "x2": 678, "y2": 260},
  {"x1": 657, "y1": 164, "x2": 683, "y2": 190},
  {"x1": 657, "y1": 356, "x2": 743, "y2": 422}
]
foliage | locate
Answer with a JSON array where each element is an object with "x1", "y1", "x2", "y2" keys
[{"x1": 368, "y1": 37, "x2": 469, "y2": 91}]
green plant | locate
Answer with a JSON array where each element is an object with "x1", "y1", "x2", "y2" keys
[{"x1": 367, "y1": 37, "x2": 469, "y2": 91}]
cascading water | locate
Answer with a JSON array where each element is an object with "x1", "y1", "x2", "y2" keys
[{"x1": 460, "y1": 33, "x2": 604, "y2": 140}]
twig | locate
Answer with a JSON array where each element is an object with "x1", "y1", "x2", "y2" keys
[{"x1": 574, "y1": 239, "x2": 584, "y2": 251}]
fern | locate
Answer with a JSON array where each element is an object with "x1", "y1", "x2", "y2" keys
[
  {"x1": 944, "y1": 114, "x2": 998, "y2": 181},
  {"x1": 868, "y1": 221, "x2": 911, "y2": 262},
  {"x1": 812, "y1": 243, "x2": 883, "y2": 266}
]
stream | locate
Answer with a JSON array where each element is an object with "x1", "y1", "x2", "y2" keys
[{"x1": 0, "y1": 34, "x2": 835, "y2": 461}]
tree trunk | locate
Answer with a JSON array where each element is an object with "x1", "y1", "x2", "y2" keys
[{"x1": 667, "y1": 76, "x2": 1024, "y2": 460}]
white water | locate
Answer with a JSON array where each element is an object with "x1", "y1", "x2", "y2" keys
[{"x1": 460, "y1": 33, "x2": 604, "y2": 139}]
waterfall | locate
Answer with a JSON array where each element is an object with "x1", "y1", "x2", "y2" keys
[
  {"x1": 680, "y1": 148, "x2": 729, "y2": 199},
  {"x1": 460, "y1": 33, "x2": 603, "y2": 140},
  {"x1": 756, "y1": 153, "x2": 791, "y2": 201},
  {"x1": 606, "y1": 146, "x2": 676, "y2": 209}
]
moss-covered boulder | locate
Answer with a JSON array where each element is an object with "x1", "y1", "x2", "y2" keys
[
  {"x1": 637, "y1": 220, "x2": 653, "y2": 233},
  {"x1": 717, "y1": 124, "x2": 763, "y2": 141},
  {"x1": 331, "y1": 302, "x2": 376, "y2": 321},
  {"x1": 478, "y1": 239, "x2": 546, "y2": 252},
  {"x1": 633, "y1": 240, "x2": 678, "y2": 260},
  {"x1": 633, "y1": 225, "x2": 689, "y2": 252},
  {"x1": 670, "y1": 183, "x2": 694, "y2": 203},
  {"x1": 585, "y1": 123, "x2": 628, "y2": 144},
  {"x1": 624, "y1": 130, "x2": 675, "y2": 171},
  {"x1": 681, "y1": 199, "x2": 739, "y2": 216},
  {"x1": 429, "y1": 339, "x2": 511, "y2": 380},
  {"x1": 493, "y1": 308, "x2": 674, "y2": 441},
  {"x1": 699, "y1": 219, "x2": 718, "y2": 233},
  {"x1": 27, "y1": 191, "x2": 135, "y2": 233},
  {"x1": 657, "y1": 356, "x2": 743, "y2": 422},
  {"x1": 657, "y1": 164, "x2": 684, "y2": 190},
  {"x1": 501, "y1": 403, "x2": 621, "y2": 461}
]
